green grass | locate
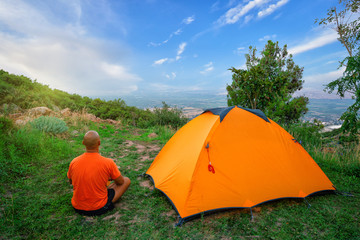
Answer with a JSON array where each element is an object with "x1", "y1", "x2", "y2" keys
[{"x1": 1, "y1": 120, "x2": 359, "y2": 239}]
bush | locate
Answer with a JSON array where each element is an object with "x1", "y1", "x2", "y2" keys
[
  {"x1": 1, "y1": 103, "x2": 20, "y2": 114},
  {"x1": 287, "y1": 120, "x2": 324, "y2": 149},
  {"x1": 151, "y1": 102, "x2": 188, "y2": 129},
  {"x1": 0, "y1": 116, "x2": 13, "y2": 132},
  {"x1": 30, "y1": 116, "x2": 68, "y2": 134}
]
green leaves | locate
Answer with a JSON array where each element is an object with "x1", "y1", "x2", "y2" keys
[
  {"x1": 227, "y1": 40, "x2": 307, "y2": 124},
  {"x1": 316, "y1": 0, "x2": 359, "y2": 57},
  {"x1": 322, "y1": 1, "x2": 360, "y2": 140},
  {"x1": 0, "y1": 69, "x2": 185, "y2": 128},
  {"x1": 30, "y1": 116, "x2": 69, "y2": 134}
]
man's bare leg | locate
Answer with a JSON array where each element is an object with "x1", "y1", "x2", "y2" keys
[{"x1": 108, "y1": 177, "x2": 131, "y2": 203}]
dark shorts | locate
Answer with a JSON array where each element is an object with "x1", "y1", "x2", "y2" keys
[{"x1": 74, "y1": 189, "x2": 115, "y2": 216}]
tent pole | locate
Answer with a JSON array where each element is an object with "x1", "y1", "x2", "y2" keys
[
  {"x1": 304, "y1": 198, "x2": 311, "y2": 208},
  {"x1": 175, "y1": 218, "x2": 184, "y2": 227}
]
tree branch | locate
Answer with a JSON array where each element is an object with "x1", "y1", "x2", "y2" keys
[{"x1": 335, "y1": 7, "x2": 353, "y2": 57}]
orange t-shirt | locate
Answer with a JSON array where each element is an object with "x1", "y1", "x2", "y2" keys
[{"x1": 67, "y1": 153, "x2": 121, "y2": 211}]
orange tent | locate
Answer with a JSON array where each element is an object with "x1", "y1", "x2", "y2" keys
[{"x1": 146, "y1": 106, "x2": 335, "y2": 225}]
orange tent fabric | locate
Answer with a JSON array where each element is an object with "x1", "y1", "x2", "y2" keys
[{"x1": 146, "y1": 106, "x2": 335, "y2": 223}]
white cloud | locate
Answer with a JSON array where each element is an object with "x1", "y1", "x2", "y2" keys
[
  {"x1": 211, "y1": 1, "x2": 220, "y2": 12},
  {"x1": 165, "y1": 72, "x2": 176, "y2": 80},
  {"x1": 244, "y1": 15, "x2": 254, "y2": 24},
  {"x1": 153, "y1": 42, "x2": 187, "y2": 65},
  {"x1": 326, "y1": 60, "x2": 338, "y2": 65},
  {"x1": 183, "y1": 16, "x2": 195, "y2": 24},
  {"x1": 216, "y1": 0, "x2": 289, "y2": 26},
  {"x1": 259, "y1": 34, "x2": 277, "y2": 41},
  {"x1": 0, "y1": 0, "x2": 140, "y2": 96},
  {"x1": 177, "y1": 42, "x2": 187, "y2": 55},
  {"x1": 200, "y1": 62, "x2": 214, "y2": 74},
  {"x1": 234, "y1": 47, "x2": 247, "y2": 55},
  {"x1": 257, "y1": 0, "x2": 289, "y2": 18},
  {"x1": 153, "y1": 58, "x2": 169, "y2": 65},
  {"x1": 304, "y1": 68, "x2": 344, "y2": 85},
  {"x1": 148, "y1": 16, "x2": 193, "y2": 47},
  {"x1": 148, "y1": 28, "x2": 184, "y2": 47},
  {"x1": 101, "y1": 62, "x2": 140, "y2": 82},
  {"x1": 294, "y1": 68, "x2": 346, "y2": 99},
  {"x1": 176, "y1": 42, "x2": 187, "y2": 60},
  {"x1": 216, "y1": 0, "x2": 269, "y2": 26},
  {"x1": 149, "y1": 83, "x2": 203, "y2": 93},
  {"x1": 288, "y1": 30, "x2": 338, "y2": 55}
]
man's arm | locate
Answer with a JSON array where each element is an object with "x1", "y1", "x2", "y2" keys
[
  {"x1": 113, "y1": 175, "x2": 125, "y2": 186},
  {"x1": 69, "y1": 178, "x2": 72, "y2": 185}
]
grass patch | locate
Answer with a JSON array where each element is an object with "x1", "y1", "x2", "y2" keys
[{"x1": 1, "y1": 120, "x2": 359, "y2": 239}]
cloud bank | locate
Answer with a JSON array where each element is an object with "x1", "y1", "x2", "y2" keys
[{"x1": 0, "y1": 0, "x2": 140, "y2": 96}]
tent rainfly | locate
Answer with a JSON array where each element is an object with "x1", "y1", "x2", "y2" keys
[{"x1": 146, "y1": 106, "x2": 335, "y2": 225}]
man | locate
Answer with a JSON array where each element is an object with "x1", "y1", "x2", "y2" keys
[{"x1": 67, "y1": 130, "x2": 130, "y2": 216}]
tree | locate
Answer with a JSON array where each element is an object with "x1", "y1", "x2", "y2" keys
[
  {"x1": 316, "y1": 0, "x2": 360, "y2": 139},
  {"x1": 227, "y1": 40, "x2": 308, "y2": 124}
]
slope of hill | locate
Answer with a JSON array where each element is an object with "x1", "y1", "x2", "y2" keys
[{"x1": 0, "y1": 69, "x2": 187, "y2": 128}]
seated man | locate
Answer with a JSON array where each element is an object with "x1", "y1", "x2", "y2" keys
[{"x1": 67, "y1": 130, "x2": 130, "y2": 216}]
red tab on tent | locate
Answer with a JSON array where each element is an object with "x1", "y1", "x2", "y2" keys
[{"x1": 208, "y1": 164, "x2": 215, "y2": 174}]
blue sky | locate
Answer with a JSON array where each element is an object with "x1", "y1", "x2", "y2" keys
[{"x1": 0, "y1": 0, "x2": 350, "y2": 101}]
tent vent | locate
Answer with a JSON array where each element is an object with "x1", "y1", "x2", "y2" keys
[{"x1": 203, "y1": 106, "x2": 270, "y2": 123}]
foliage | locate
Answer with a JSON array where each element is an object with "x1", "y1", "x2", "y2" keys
[
  {"x1": 326, "y1": 49, "x2": 360, "y2": 139},
  {"x1": 316, "y1": 0, "x2": 360, "y2": 140},
  {"x1": 0, "y1": 116, "x2": 14, "y2": 132},
  {"x1": 316, "y1": 0, "x2": 359, "y2": 58},
  {"x1": 151, "y1": 102, "x2": 188, "y2": 128},
  {"x1": 227, "y1": 40, "x2": 308, "y2": 124},
  {"x1": 0, "y1": 69, "x2": 187, "y2": 128},
  {"x1": 30, "y1": 116, "x2": 69, "y2": 134},
  {"x1": 287, "y1": 120, "x2": 324, "y2": 149},
  {"x1": 1, "y1": 103, "x2": 20, "y2": 115}
]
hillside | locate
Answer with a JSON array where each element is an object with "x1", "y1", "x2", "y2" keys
[
  {"x1": 0, "y1": 69, "x2": 187, "y2": 129},
  {"x1": 0, "y1": 70, "x2": 359, "y2": 239}
]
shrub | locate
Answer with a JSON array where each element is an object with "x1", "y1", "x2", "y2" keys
[
  {"x1": 151, "y1": 102, "x2": 188, "y2": 129},
  {"x1": 1, "y1": 103, "x2": 20, "y2": 114},
  {"x1": 0, "y1": 116, "x2": 13, "y2": 132},
  {"x1": 30, "y1": 116, "x2": 68, "y2": 134},
  {"x1": 287, "y1": 120, "x2": 324, "y2": 149}
]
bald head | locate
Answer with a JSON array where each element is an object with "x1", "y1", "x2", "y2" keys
[{"x1": 83, "y1": 131, "x2": 100, "y2": 151}]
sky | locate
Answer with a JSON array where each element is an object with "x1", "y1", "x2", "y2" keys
[{"x1": 0, "y1": 0, "x2": 353, "y2": 103}]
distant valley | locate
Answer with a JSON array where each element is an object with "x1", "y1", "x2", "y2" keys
[{"x1": 121, "y1": 93, "x2": 355, "y2": 125}]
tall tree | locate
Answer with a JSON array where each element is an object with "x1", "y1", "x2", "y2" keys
[
  {"x1": 316, "y1": 0, "x2": 360, "y2": 139},
  {"x1": 227, "y1": 40, "x2": 308, "y2": 124}
]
